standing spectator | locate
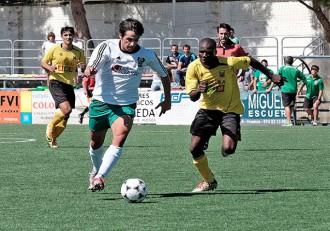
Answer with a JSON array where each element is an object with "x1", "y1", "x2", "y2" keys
[
  {"x1": 185, "y1": 38, "x2": 284, "y2": 192},
  {"x1": 252, "y1": 59, "x2": 274, "y2": 94},
  {"x1": 176, "y1": 44, "x2": 197, "y2": 87},
  {"x1": 41, "y1": 26, "x2": 86, "y2": 148},
  {"x1": 165, "y1": 44, "x2": 182, "y2": 87},
  {"x1": 41, "y1": 32, "x2": 57, "y2": 53},
  {"x1": 84, "y1": 18, "x2": 171, "y2": 192},
  {"x1": 78, "y1": 75, "x2": 95, "y2": 124},
  {"x1": 296, "y1": 65, "x2": 324, "y2": 126},
  {"x1": 41, "y1": 32, "x2": 57, "y2": 85},
  {"x1": 72, "y1": 32, "x2": 84, "y2": 86},
  {"x1": 244, "y1": 67, "x2": 255, "y2": 91},
  {"x1": 216, "y1": 23, "x2": 248, "y2": 57},
  {"x1": 229, "y1": 27, "x2": 239, "y2": 44},
  {"x1": 72, "y1": 32, "x2": 84, "y2": 49},
  {"x1": 277, "y1": 56, "x2": 306, "y2": 126}
]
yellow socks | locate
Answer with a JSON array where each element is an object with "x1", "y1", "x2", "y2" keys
[{"x1": 193, "y1": 155, "x2": 215, "y2": 183}]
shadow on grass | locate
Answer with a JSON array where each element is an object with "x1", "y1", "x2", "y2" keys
[
  {"x1": 148, "y1": 188, "x2": 330, "y2": 198},
  {"x1": 99, "y1": 188, "x2": 330, "y2": 201}
]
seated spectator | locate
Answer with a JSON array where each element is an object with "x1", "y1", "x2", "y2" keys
[
  {"x1": 150, "y1": 73, "x2": 163, "y2": 91},
  {"x1": 176, "y1": 44, "x2": 197, "y2": 87},
  {"x1": 165, "y1": 44, "x2": 181, "y2": 87},
  {"x1": 252, "y1": 59, "x2": 274, "y2": 94}
]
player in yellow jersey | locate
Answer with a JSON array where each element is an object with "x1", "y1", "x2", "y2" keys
[
  {"x1": 41, "y1": 26, "x2": 86, "y2": 148},
  {"x1": 186, "y1": 38, "x2": 285, "y2": 192}
]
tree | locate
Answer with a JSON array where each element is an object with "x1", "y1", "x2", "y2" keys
[
  {"x1": 70, "y1": 0, "x2": 95, "y2": 54},
  {"x1": 297, "y1": 0, "x2": 330, "y2": 43}
]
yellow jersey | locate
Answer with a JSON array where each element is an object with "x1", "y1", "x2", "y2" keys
[
  {"x1": 42, "y1": 44, "x2": 86, "y2": 85},
  {"x1": 185, "y1": 56, "x2": 250, "y2": 114}
]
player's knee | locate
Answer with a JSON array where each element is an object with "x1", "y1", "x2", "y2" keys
[
  {"x1": 189, "y1": 144, "x2": 204, "y2": 159},
  {"x1": 221, "y1": 145, "x2": 236, "y2": 157}
]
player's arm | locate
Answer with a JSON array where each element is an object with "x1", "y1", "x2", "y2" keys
[
  {"x1": 84, "y1": 42, "x2": 109, "y2": 77},
  {"x1": 189, "y1": 81, "x2": 207, "y2": 102},
  {"x1": 296, "y1": 81, "x2": 305, "y2": 97}
]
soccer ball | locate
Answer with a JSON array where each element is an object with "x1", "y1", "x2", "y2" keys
[{"x1": 120, "y1": 178, "x2": 148, "y2": 203}]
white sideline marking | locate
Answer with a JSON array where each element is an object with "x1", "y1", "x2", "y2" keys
[{"x1": 0, "y1": 138, "x2": 36, "y2": 144}]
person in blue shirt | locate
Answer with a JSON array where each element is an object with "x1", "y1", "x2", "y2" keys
[{"x1": 176, "y1": 44, "x2": 197, "y2": 87}]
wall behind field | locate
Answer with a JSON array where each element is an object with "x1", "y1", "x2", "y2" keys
[{"x1": 0, "y1": 1, "x2": 323, "y2": 43}]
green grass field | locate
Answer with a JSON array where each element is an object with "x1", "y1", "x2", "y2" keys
[{"x1": 0, "y1": 124, "x2": 329, "y2": 231}]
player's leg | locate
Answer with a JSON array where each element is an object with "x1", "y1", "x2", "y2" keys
[
  {"x1": 303, "y1": 98, "x2": 313, "y2": 121},
  {"x1": 189, "y1": 109, "x2": 218, "y2": 192},
  {"x1": 281, "y1": 92, "x2": 293, "y2": 126},
  {"x1": 312, "y1": 98, "x2": 320, "y2": 125},
  {"x1": 220, "y1": 113, "x2": 240, "y2": 157},
  {"x1": 89, "y1": 103, "x2": 136, "y2": 192}
]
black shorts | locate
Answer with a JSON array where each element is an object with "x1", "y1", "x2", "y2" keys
[
  {"x1": 190, "y1": 109, "x2": 241, "y2": 141},
  {"x1": 49, "y1": 80, "x2": 75, "y2": 109},
  {"x1": 303, "y1": 97, "x2": 320, "y2": 109},
  {"x1": 86, "y1": 89, "x2": 93, "y2": 98},
  {"x1": 281, "y1": 92, "x2": 296, "y2": 107}
]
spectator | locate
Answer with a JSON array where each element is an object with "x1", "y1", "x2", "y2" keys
[
  {"x1": 185, "y1": 38, "x2": 284, "y2": 192},
  {"x1": 252, "y1": 59, "x2": 274, "y2": 94},
  {"x1": 176, "y1": 44, "x2": 197, "y2": 88},
  {"x1": 78, "y1": 75, "x2": 95, "y2": 124},
  {"x1": 41, "y1": 32, "x2": 57, "y2": 54},
  {"x1": 216, "y1": 23, "x2": 248, "y2": 57},
  {"x1": 72, "y1": 32, "x2": 84, "y2": 86},
  {"x1": 277, "y1": 56, "x2": 306, "y2": 126},
  {"x1": 296, "y1": 65, "x2": 324, "y2": 126},
  {"x1": 72, "y1": 32, "x2": 83, "y2": 49},
  {"x1": 41, "y1": 32, "x2": 57, "y2": 85},
  {"x1": 84, "y1": 18, "x2": 171, "y2": 192},
  {"x1": 165, "y1": 44, "x2": 182, "y2": 87},
  {"x1": 244, "y1": 67, "x2": 255, "y2": 91},
  {"x1": 150, "y1": 73, "x2": 163, "y2": 91},
  {"x1": 229, "y1": 27, "x2": 240, "y2": 44},
  {"x1": 41, "y1": 26, "x2": 86, "y2": 148}
]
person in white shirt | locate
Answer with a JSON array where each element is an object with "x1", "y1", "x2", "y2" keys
[
  {"x1": 84, "y1": 18, "x2": 171, "y2": 192},
  {"x1": 41, "y1": 32, "x2": 57, "y2": 85}
]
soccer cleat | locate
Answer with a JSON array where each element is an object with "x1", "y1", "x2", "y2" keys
[
  {"x1": 45, "y1": 124, "x2": 54, "y2": 142},
  {"x1": 281, "y1": 121, "x2": 293, "y2": 126},
  {"x1": 48, "y1": 139, "x2": 58, "y2": 148},
  {"x1": 312, "y1": 120, "x2": 317, "y2": 126},
  {"x1": 78, "y1": 113, "x2": 84, "y2": 124},
  {"x1": 89, "y1": 170, "x2": 98, "y2": 186},
  {"x1": 88, "y1": 177, "x2": 105, "y2": 192},
  {"x1": 192, "y1": 180, "x2": 218, "y2": 193}
]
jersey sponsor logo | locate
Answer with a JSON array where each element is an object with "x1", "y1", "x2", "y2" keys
[{"x1": 111, "y1": 64, "x2": 138, "y2": 75}]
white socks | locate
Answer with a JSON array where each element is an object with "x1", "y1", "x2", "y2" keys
[
  {"x1": 96, "y1": 145, "x2": 122, "y2": 179},
  {"x1": 89, "y1": 145, "x2": 104, "y2": 173}
]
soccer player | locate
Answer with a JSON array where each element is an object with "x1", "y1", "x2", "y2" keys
[
  {"x1": 185, "y1": 38, "x2": 284, "y2": 192},
  {"x1": 277, "y1": 56, "x2": 306, "y2": 126},
  {"x1": 41, "y1": 26, "x2": 86, "y2": 148},
  {"x1": 296, "y1": 65, "x2": 324, "y2": 126},
  {"x1": 252, "y1": 59, "x2": 275, "y2": 94},
  {"x1": 78, "y1": 75, "x2": 95, "y2": 124},
  {"x1": 84, "y1": 18, "x2": 171, "y2": 192}
]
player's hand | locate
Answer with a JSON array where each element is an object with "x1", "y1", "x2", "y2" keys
[
  {"x1": 270, "y1": 74, "x2": 287, "y2": 87},
  {"x1": 155, "y1": 100, "x2": 171, "y2": 117},
  {"x1": 198, "y1": 81, "x2": 207, "y2": 93},
  {"x1": 48, "y1": 65, "x2": 56, "y2": 72},
  {"x1": 84, "y1": 66, "x2": 97, "y2": 77}
]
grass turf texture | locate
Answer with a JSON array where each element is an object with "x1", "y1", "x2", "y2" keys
[{"x1": 0, "y1": 124, "x2": 329, "y2": 230}]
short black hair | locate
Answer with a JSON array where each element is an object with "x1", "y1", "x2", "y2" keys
[
  {"x1": 284, "y1": 56, "x2": 293, "y2": 65},
  {"x1": 217, "y1": 23, "x2": 231, "y2": 32},
  {"x1": 119, "y1": 18, "x2": 144, "y2": 37},
  {"x1": 311, "y1": 65, "x2": 319, "y2": 71},
  {"x1": 61, "y1": 26, "x2": 74, "y2": 35}
]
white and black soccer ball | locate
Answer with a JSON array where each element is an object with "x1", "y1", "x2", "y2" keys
[{"x1": 121, "y1": 178, "x2": 148, "y2": 203}]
